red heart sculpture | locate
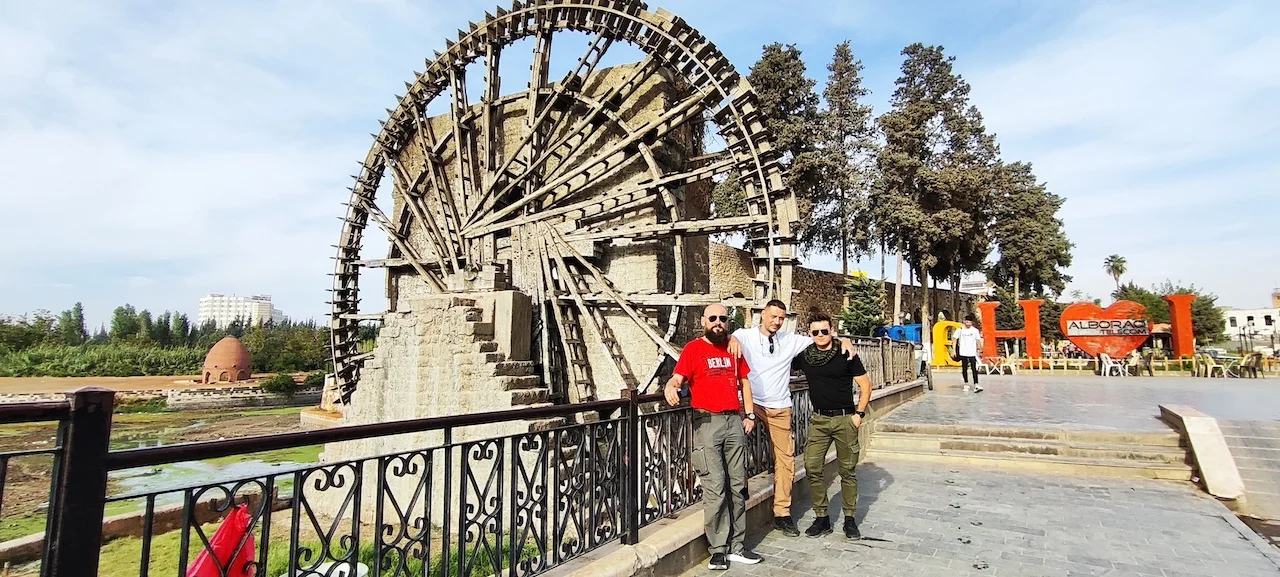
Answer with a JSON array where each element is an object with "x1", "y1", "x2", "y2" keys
[{"x1": 1059, "y1": 301, "x2": 1151, "y2": 359}]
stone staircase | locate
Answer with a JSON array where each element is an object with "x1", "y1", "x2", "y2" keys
[
  {"x1": 458, "y1": 309, "x2": 566, "y2": 432},
  {"x1": 868, "y1": 422, "x2": 1194, "y2": 480}
]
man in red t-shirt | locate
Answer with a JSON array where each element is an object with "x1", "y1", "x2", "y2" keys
[{"x1": 665, "y1": 304, "x2": 762, "y2": 570}]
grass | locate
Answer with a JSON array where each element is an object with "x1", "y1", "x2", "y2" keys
[
  {"x1": 115, "y1": 396, "x2": 168, "y2": 414},
  {"x1": 0, "y1": 514, "x2": 48, "y2": 542},
  {"x1": 204, "y1": 444, "x2": 322, "y2": 467},
  {"x1": 83, "y1": 524, "x2": 543, "y2": 577}
]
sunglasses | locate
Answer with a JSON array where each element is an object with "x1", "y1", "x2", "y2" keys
[
  {"x1": 705, "y1": 315, "x2": 729, "y2": 323},
  {"x1": 810, "y1": 329, "x2": 830, "y2": 336}
]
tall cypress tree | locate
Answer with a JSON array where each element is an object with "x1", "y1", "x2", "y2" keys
[
  {"x1": 810, "y1": 41, "x2": 878, "y2": 274},
  {"x1": 988, "y1": 162, "x2": 1074, "y2": 300},
  {"x1": 713, "y1": 44, "x2": 824, "y2": 229},
  {"x1": 871, "y1": 44, "x2": 998, "y2": 352},
  {"x1": 56, "y1": 302, "x2": 88, "y2": 345}
]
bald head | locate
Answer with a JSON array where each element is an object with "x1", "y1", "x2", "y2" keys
[{"x1": 702, "y1": 304, "x2": 730, "y2": 343}]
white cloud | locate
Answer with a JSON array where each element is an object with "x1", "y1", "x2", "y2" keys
[
  {"x1": 0, "y1": 1, "x2": 474, "y2": 325},
  {"x1": 3, "y1": 0, "x2": 1278, "y2": 330},
  {"x1": 966, "y1": 1, "x2": 1280, "y2": 308}
]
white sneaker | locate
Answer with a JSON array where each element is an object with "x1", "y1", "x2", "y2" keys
[
  {"x1": 963, "y1": 385, "x2": 971, "y2": 392},
  {"x1": 727, "y1": 550, "x2": 763, "y2": 565},
  {"x1": 974, "y1": 385, "x2": 984, "y2": 393}
]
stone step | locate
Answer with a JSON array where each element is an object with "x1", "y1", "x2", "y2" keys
[
  {"x1": 464, "y1": 321, "x2": 494, "y2": 337},
  {"x1": 498, "y1": 376, "x2": 542, "y2": 391},
  {"x1": 454, "y1": 352, "x2": 506, "y2": 364},
  {"x1": 875, "y1": 422, "x2": 1184, "y2": 448},
  {"x1": 526, "y1": 417, "x2": 568, "y2": 432},
  {"x1": 871, "y1": 432, "x2": 1189, "y2": 464},
  {"x1": 509, "y1": 388, "x2": 550, "y2": 406},
  {"x1": 475, "y1": 341, "x2": 499, "y2": 353},
  {"x1": 493, "y1": 361, "x2": 535, "y2": 377},
  {"x1": 866, "y1": 446, "x2": 1194, "y2": 481}
]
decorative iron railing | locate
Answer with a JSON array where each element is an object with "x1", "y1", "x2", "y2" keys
[{"x1": 1, "y1": 338, "x2": 916, "y2": 577}]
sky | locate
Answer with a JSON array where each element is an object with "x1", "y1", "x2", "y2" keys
[{"x1": 1, "y1": 0, "x2": 1277, "y2": 329}]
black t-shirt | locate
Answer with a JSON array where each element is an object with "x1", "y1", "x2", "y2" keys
[{"x1": 792, "y1": 349, "x2": 867, "y2": 411}]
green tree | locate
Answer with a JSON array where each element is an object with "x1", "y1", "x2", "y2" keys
[
  {"x1": 870, "y1": 43, "x2": 999, "y2": 355},
  {"x1": 56, "y1": 302, "x2": 88, "y2": 346},
  {"x1": 1112, "y1": 284, "x2": 1168, "y2": 323},
  {"x1": 110, "y1": 305, "x2": 140, "y2": 342},
  {"x1": 150, "y1": 312, "x2": 170, "y2": 347},
  {"x1": 0, "y1": 312, "x2": 57, "y2": 352},
  {"x1": 809, "y1": 41, "x2": 878, "y2": 274},
  {"x1": 988, "y1": 162, "x2": 1073, "y2": 299},
  {"x1": 170, "y1": 314, "x2": 190, "y2": 347},
  {"x1": 837, "y1": 276, "x2": 887, "y2": 336},
  {"x1": 1113, "y1": 281, "x2": 1226, "y2": 345},
  {"x1": 90, "y1": 324, "x2": 109, "y2": 345},
  {"x1": 990, "y1": 287, "x2": 1067, "y2": 347},
  {"x1": 136, "y1": 310, "x2": 153, "y2": 344},
  {"x1": 715, "y1": 44, "x2": 825, "y2": 232},
  {"x1": 1103, "y1": 254, "x2": 1127, "y2": 289}
]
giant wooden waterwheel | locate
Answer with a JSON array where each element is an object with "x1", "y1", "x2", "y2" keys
[{"x1": 330, "y1": 0, "x2": 799, "y2": 403}]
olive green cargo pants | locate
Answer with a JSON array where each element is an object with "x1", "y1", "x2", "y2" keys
[{"x1": 803, "y1": 413, "x2": 860, "y2": 517}]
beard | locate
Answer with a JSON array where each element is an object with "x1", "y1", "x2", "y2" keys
[{"x1": 704, "y1": 327, "x2": 729, "y2": 344}]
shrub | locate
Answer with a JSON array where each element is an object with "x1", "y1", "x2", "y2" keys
[
  {"x1": 259, "y1": 373, "x2": 298, "y2": 398},
  {"x1": 303, "y1": 371, "x2": 325, "y2": 388}
]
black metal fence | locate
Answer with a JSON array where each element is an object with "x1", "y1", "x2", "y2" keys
[{"x1": 0, "y1": 339, "x2": 915, "y2": 577}]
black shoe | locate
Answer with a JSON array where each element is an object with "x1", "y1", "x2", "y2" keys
[
  {"x1": 708, "y1": 552, "x2": 728, "y2": 570},
  {"x1": 728, "y1": 550, "x2": 763, "y2": 565},
  {"x1": 805, "y1": 516, "x2": 832, "y2": 538},
  {"x1": 844, "y1": 517, "x2": 862, "y2": 540},
  {"x1": 774, "y1": 515, "x2": 800, "y2": 537}
]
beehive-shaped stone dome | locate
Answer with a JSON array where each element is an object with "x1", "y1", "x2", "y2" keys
[{"x1": 202, "y1": 336, "x2": 252, "y2": 384}]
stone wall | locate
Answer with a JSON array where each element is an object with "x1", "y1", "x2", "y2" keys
[
  {"x1": 318, "y1": 293, "x2": 547, "y2": 523},
  {"x1": 708, "y1": 242, "x2": 983, "y2": 328}
]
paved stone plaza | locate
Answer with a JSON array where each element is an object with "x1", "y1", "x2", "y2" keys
[
  {"x1": 676, "y1": 373, "x2": 1280, "y2": 576},
  {"x1": 681, "y1": 460, "x2": 1280, "y2": 577},
  {"x1": 885, "y1": 373, "x2": 1280, "y2": 431}
]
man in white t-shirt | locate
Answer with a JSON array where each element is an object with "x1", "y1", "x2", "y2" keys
[
  {"x1": 727, "y1": 299, "x2": 855, "y2": 537},
  {"x1": 953, "y1": 318, "x2": 983, "y2": 392}
]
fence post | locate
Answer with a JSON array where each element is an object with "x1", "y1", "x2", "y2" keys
[
  {"x1": 880, "y1": 338, "x2": 891, "y2": 386},
  {"x1": 45, "y1": 387, "x2": 114, "y2": 577},
  {"x1": 621, "y1": 387, "x2": 641, "y2": 545}
]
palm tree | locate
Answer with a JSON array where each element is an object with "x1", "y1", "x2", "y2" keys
[{"x1": 1103, "y1": 254, "x2": 1127, "y2": 288}]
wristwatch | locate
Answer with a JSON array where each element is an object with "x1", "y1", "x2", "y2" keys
[
  {"x1": 745, "y1": 413, "x2": 757, "y2": 421},
  {"x1": 854, "y1": 410, "x2": 866, "y2": 418}
]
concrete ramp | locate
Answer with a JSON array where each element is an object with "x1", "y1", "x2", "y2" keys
[{"x1": 1220, "y1": 419, "x2": 1280, "y2": 520}]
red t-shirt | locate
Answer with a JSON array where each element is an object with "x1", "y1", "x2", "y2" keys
[{"x1": 673, "y1": 338, "x2": 751, "y2": 413}]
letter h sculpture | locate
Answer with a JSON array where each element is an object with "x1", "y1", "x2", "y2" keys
[{"x1": 975, "y1": 300, "x2": 1044, "y2": 361}]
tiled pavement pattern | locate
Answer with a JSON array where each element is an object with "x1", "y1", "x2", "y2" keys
[
  {"x1": 1221, "y1": 420, "x2": 1280, "y2": 520},
  {"x1": 681, "y1": 460, "x2": 1280, "y2": 577},
  {"x1": 885, "y1": 374, "x2": 1280, "y2": 432}
]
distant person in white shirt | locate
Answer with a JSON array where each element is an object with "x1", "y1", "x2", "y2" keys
[
  {"x1": 726, "y1": 299, "x2": 854, "y2": 537},
  {"x1": 953, "y1": 318, "x2": 983, "y2": 392}
]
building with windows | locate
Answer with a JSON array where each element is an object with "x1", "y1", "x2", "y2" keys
[
  {"x1": 1222, "y1": 293, "x2": 1279, "y2": 351},
  {"x1": 197, "y1": 294, "x2": 285, "y2": 328}
]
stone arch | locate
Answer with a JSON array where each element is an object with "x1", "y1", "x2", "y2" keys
[{"x1": 219, "y1": 371, "x2": 229, "y2": 382}]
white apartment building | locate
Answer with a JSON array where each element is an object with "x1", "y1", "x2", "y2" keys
[
  {"x1": 1224, "y1": 307, "x2": 1279, "y2": 338},
  {"x1": 197, "y1": 294, "x2": 285, "y2": 328}
]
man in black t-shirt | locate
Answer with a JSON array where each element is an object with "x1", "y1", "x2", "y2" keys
[{"x1": 792, "y1": 313, "x2": 873, "y2": 540}]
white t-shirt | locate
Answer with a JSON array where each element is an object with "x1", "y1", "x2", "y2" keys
[
  {"x1": 954, "y1": 326, "x2": 981, "y2": 357},
  {"x1": 732, "y1": 327, "x2": 812, "y2": 409}
]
